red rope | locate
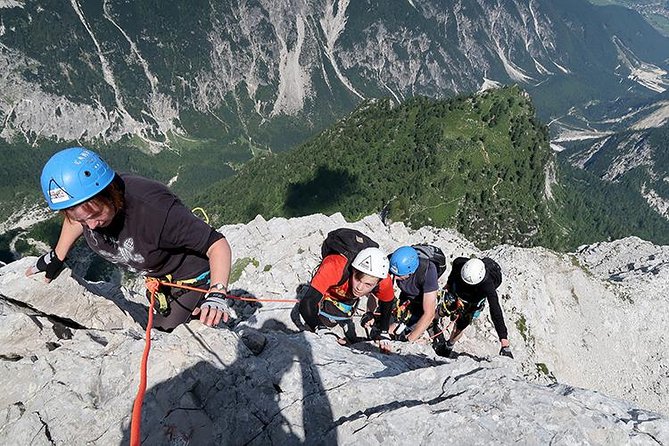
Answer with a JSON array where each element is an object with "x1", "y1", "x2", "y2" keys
[
  {"x1": 129, "y1": 278, "x2": 298, "y2": 444},
  {"x1": 130, "y1": 283, "x2": 157, "y2": 446},
  {"x1": 158, "y1": 280, "x2": 299, "y2": 303},
  {"x1": 430, "y1": 314, "x2": 459, "y2": 340}
]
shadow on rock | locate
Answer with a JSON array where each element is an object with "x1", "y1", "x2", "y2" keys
[
  {"x1": 73, "y1": 276, "x2": 149, "y2": 327},
  {"x1": 452, "y1": 351, "x2": 492, "y2": 363},
  {"x1": 347, "y1": 341, "x2": 445, "y2": 379},
  {"x1": 120, "y1": 319, "x2": 337, "y2": 445}
]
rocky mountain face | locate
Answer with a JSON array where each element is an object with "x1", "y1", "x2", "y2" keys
[
  {"x1": 586, "y1": 0, "x2": 669, "y2": 36},
  {"x1": 559, "y1": 123, "x2": 669, "y2": 223},
  {"x1": 1, "y1": 0, "x2": 668, "y2": 154},
  {"x1": 2, "y1": 0, "x2": 669, "y2": 246},
  {"x1": 1, "y1": 213, "x2": 667, "y2": 444}
]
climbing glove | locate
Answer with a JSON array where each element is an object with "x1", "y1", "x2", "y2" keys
[
  {"x1": 499, "y1": 346, "x2": 514, "y2": 359},
  {"x1": 200, "y1": 291, "x2": 232, "y2": 315},
  {"x1": 360, "y1": 311, "x2": 376, "y2": 328},
  {"x1": 35, "y1": 250, "x2": 65, "y2": 280}
]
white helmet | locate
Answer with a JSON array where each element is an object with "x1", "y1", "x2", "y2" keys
[
  {"x1": 352, "y1": 247, "x2": 389, "y2": 279},
  {"x1": 461, "y1": 258, "x2": 486, "y2": 285}
]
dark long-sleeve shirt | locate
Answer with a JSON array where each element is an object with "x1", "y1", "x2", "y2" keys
[{"x1": 446, "y1": 257, "x2": 508, "y2": 340}]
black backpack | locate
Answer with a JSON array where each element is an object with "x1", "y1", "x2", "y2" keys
[
  {"x1": 483, "y1": 257, "x2": 503, "y2": 288},
  {"x1": 320, "y1": 228, "x2": 380, "y2": 286},
  {"x1": 413, "y1": 244, "x2": 448, "y2": 288}
]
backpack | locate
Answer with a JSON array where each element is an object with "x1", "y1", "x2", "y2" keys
[
  {"x1": 412, "y1": 244, "x2": 448, "y2": 288},
  {"x1": 482, "y1": 257, "x2": 503, "y2": 288},
  {"x1": 320, "y1": 228, "x2": 379, "y2": 286}
]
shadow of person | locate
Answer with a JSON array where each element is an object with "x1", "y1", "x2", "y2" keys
[
  {"x1": 243, "y1": 320, "x2": 338, "y2": 445},
  {"x1": 289, "y1": 282, "x2": 310, "y2": 331},
  {"x1": 119, "y1": 318, "x2": 337, "y2": 445}
]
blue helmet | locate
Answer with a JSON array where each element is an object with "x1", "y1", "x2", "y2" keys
[
  {"x1": 389, "y1": 246, "x2": 419, "y2": 276},
  {"x1": 40, "y1": 147, "x2": 115, "y2": 210}
]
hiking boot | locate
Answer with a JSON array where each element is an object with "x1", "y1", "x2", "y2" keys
[{"x1": 434, "y1": 341, "x2": 454, "y2": 358}]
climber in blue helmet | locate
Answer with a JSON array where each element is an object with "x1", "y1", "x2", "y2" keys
[
  {"x1": 26, "y1": 147, "x2": 233, "y2": 331},
  {"x1": 384, "y1": 245, "x2": 440, "y2": 343}
]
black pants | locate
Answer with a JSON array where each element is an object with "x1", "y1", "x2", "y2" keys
[
  {"x1": 152, "y1": 288, "x2": 205, "y2": 331},
  {"x1": 454, "y1": 300, "x2": 485, "y2": 332}
]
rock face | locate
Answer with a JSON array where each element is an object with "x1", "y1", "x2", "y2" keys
[
  {"x1": 1, "y1": 0, "x2": 668, "y2": 149},
  {"x1": 1, "y1": 213, "x2": 668, "y2": 445}
]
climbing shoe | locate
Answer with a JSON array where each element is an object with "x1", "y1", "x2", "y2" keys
[{"x1": 434, "y1": 341, "x2": 454, "y2": 358}]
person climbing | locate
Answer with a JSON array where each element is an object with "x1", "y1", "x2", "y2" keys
[
  {"x1": 299, "y1": 241, "x2": 394, "y2": 344},
  {"x1": 387, "y1": 245, "x2": 445, "y2": 343},
  {"x1": 435, "y1": 257, "x2": 513, "y2": 358},
  {"x1": 25, "y1": 147, "x2": 233, "y2": 331}
]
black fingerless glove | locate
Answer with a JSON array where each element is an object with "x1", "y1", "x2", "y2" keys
[
  {"x1": 360, "y1": 311, "x2": 376, "y2": 328},
  {"x1": 35, "y1": 250, "x2": 65, "y2": 280},
  {"x1": 499, "y1": 346, "x2": 514, "y2": 359}
]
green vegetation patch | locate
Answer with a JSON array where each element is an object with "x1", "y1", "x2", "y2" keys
[
  {"x1": 230, "y1": 257, "x2": 260, "y2": 283},
  {"x1": 197, "y1": 87, "x2": 562, "y2": 249},
  {"x1": 515, "y1": 314, "x2": 529, "y2": 343}
]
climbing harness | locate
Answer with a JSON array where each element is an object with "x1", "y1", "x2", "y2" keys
[
  {"x1": 144, "y1": 271, "x2": 211, "y2": 317},
  {"x1": 394, "y1": 299, "x2": 412, "y2": 322},
  {"x1": 472, "y1": 298, "x2": 486, "y2": 319},
  {"x1": 429, "y1": 314, "x2": 460, "y2": 341},
  {"x1": 430, "y1": 294, "x2": 485, "y2": 342},
  {"x1": 319, "y1": 296, "x2": 359, "y2": 321},
  {"x1": 392, "y1": 299, "x2": 412, "y2": 335},
  {"x1": 436, "y1": 290, "x2": 464, "y2": 320}
]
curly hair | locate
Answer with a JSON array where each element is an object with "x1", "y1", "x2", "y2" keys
[{"x1": 63, "y1": 174, "x2": 125, "y2": 220}]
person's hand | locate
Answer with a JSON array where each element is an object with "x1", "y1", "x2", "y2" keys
[
  {"x1": 499, "y1": 346, "x2": 514, "y2": 359},
  {"x1": 360, "y1": 311, "x2": 376, "y2": 328},
  {"x1": 369, "y1": 327, "x2": 393, "y2": 353},
  {"x1": 25, "y1": 250, "x2": 65, "y2": 283},
  {"x1": 192, "y1": 291, "x2": 231, "y2": 327}
]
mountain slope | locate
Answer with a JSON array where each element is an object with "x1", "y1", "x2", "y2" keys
[
  {"x1": 198, "y1": 86, "x2": 559, "y2": 248},
  {"x1": 1, "y1": 0, "x2": 668, "y2": 154},
  {"x1": 2, "y1": 0, "x2": 669, "y2": 233},
  {"x1": 587, "y1": 0, "x2": 669, "y2": 35},
  {"x1": 3, "y1": 87, "x2": 667, "y2": 267},
  {"x1": 561, "y1": 124, "x2": 669, "y2": 222},
  {"x1": 196, "y1": 87, "x2": 669, "y2": 250}
]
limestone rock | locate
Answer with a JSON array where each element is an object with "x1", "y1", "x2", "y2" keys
[{"x1": 1, "y1": 214, "x2": 668, "y2": 445}]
